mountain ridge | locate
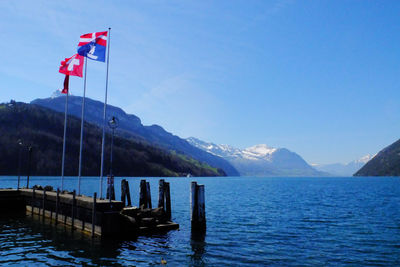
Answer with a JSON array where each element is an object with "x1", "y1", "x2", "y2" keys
[
  {"x1": 187, "y1": 137, "x2": 327, "y2": 177},
  {"x1": 313, "y1": 154, "x2": 373, "y2": 176},
  {"x1": 31, "y1": 94, "x2": 239, "y2": 176},
  {"x1": 0, "y1": 101, "x2": 225, "y2": 177},
  {"x1": 354, "y1": 139, "x2": 400, "y2": 176}
]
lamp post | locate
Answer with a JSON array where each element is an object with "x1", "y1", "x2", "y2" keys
[
  {"x1": 17, "y1": 139, "x2": 23, "y2": 190},
  {"x1": 107, "y1": 116, "x2": 118, "y2": 201},
  {"x1": 26, "y1": 145, "x2": 32, "y2": 189},
  {"x1": 108, "y1": 116, "x2": 119, "y2": 176}
]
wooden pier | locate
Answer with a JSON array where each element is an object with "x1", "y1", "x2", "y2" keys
[{"x1": 0, "y1": 180, "x2": 179, "y2": 239}]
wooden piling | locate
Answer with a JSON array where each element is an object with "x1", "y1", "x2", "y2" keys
[
  {"x1": 165, "y1": 182, "x2": 171, "y2": 220},
  {"x1": 121, "y1": 179, "x2": 127, "y2": 207},
  {"x1": 55, "y1": 188, "x2": 60, "y2": 225},
  {"x1": 191, "y1": 182, "x2": 206, "y2": 230},
  {"x1": 107, "y1": 175, "x2": 115, "y2": 201},
  {"x1": 139, "y1": 179, "x2": 147, "y2": 208},
  {"x1": 125, "y1": 180, "x2": 132, "y2": 207},
  {"x1": 158, "y1": 179, "x2": 165, "y2": 209},
  {"x1": 92, "y1": 192, "x2": 96, "y2": 238},
  {"x1": 71, "y1": 190, "x2": 76, "y2": 230},
  {"x1": 146, "y1": 182, "x2": 152, "y2": 209}
]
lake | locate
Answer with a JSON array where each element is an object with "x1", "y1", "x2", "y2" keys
[{"x1": 0, "y1": 176, "x2": 399, "y2": 266}]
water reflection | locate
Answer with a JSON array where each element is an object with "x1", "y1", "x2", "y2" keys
[{"x1": 190, "y1": 229, "x2": 206, "y2": 266}]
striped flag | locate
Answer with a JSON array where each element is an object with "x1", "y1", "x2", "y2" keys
[{"x1": 77, "y1": 31, "x2": 108, "y2": 62}]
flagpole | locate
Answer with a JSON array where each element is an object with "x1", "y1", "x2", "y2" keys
[
  {"x1": 78, "y1": 57, "x2": 88, "y2": 195},
  {"x1": 61, "y1": 88, "x2": 69, "y2": 191},
  {"x1": 99, "y1": 27, "x2": 111, "y2": 199}
]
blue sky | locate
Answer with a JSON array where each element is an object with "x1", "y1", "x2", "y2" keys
[{"x1": 0, "y1": 0, "x2": 399, "y2": 164}]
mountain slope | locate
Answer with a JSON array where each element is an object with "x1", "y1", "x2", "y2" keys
[
  {"x1": 354, "y1": 139, "x2": 400, "y2": 176},
  {"x1": 31, "y1": 95, "x2": 239, "y2": 176},
  {"x1": 0, "y1": 101, "x2": 225, "y2": 177},
  {"x1": 313, "y1": 155, "x2": 373, "y2": 176},
  {"x1": 187, "y1": 137, "x2": 326, "y2": 177}
]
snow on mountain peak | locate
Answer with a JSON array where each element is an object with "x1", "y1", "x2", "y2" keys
[
  {"x1": 355, "y1": 154, "x2": 374, "y2": 164},
  {"x1": 245, "y1": 144, "x2": 277, "y2": 156},
  {"x1": 50, "y1": 90, "x2": 63, "y2": 99}
]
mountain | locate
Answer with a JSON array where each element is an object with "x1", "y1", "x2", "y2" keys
[
  {"x1": 31, "y1": 94, "x2": 239, "y2": 176},
  {"x1": 187, "y1": 137, "x2": 327, "y2": 177},
  {"x1": 0, "y1": 101, "x2": 225, "y2": 177},
  {"x1": 354, "y1": 139, "x2": 400, "y2": 176},
  {"x1": 313, "y1": 155, "x2": 373, "y2": 176}
]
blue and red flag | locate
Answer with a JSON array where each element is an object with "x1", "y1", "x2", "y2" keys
[{"x1": 77, "y1": 31, "x2": 108, "y2": 62}]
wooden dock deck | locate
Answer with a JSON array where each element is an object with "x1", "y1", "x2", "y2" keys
[{"x1": 0, "y1": 186, "x2": 179, "y2": 239}]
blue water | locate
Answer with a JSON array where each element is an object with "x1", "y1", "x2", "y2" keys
[{"x1": 0, "y1": 176, "x2": 399, "y2": 266}]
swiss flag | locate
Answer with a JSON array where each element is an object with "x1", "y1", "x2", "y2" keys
[{"x1": 59, "y1": 54, "x2": 84, "y2": 77}]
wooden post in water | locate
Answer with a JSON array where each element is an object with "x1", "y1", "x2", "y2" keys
[
  {"x1": 92, "y1": 192, "x2": 96, "y2": 238},
  {"x1": 165, "y1": 182, "x2": 171, "y2": 221},
  {"x1": 55, "y1": 188, "x2": 60, "y2": 225},
  {"x1": 191, "y1": 182, "x2": 206, "y2": 231},
  {"x1": 146, "y1": 182, "x2": 152, "y2": 209},
  {"x1": 158, "y1": 179, "x2": 165, "y2": 209},
  {"x1": 125, "y1": 180, "x2": 132, "y2": 207},
  {"x1": 121, "y1": 179, "x2": 126, "y2": 207},
  {"x1": 71, "y1": 190, "x2": 76, "y2": 230},
  {"x1": 139, "y1": 179, "x2": 147, "y2": 208}
]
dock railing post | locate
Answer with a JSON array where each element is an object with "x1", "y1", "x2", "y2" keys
[
  {"x1": 191, "y1": 181, "x2": 206, "y2": 231},
  {"x1": 55, "y1": 188, "x2": 60, "y2": 225},
  {"x1": 31, "y1": 188, "x2": 35, "y2": 216},
  {"x1": 42, "y1": 189, "x2": 46, "y2": 221},
  {"x1": 71, "y1": 190, "x2": 76, "y2": 230},
  {"x1": 92, "y1": 192, "x2": 96, "y2": 238}
]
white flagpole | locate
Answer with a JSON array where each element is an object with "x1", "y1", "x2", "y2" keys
[
  {"x1": 78, "y1": 57, "x2": 88, "y2": 195},
  {"x1": 61, "y1": 89, "x2": 69, "y2": 191},
  {"x1": 99, "y1": 27, "x2": 111, "y2": 199}
]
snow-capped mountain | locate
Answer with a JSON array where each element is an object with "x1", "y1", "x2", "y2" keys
[
  {"x1": 187, "y1": 137, "x2": 326, "y2": 177},
  {"x1": 312, "y1": 154, "x2": 374, "y2": 176}
]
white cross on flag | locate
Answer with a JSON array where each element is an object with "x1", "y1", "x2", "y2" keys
[{"x1": 59, "y1": 54, "x2": 84, "y2": 77}]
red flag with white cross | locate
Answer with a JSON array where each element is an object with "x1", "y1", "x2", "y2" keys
[
  {"x1": 59, "y1": 54, "x2": 84, "y2": 94},
  {"x1": 59, "y1": 54, "x2": 84, "y2": 77}
]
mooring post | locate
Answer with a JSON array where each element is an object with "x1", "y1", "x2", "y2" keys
[
  {"x1": 146, "y1": 182, "x2": 152, "y2": 209},
  {"x1": 26, "y1": 146, "x2": 32, "y2": 189},
  {"x1": 125, "y1": 180, "x2": 132, "y2": 207},
  {"x1": 121, "y1": 179, "x2": 126, "y2": 207},
  {"x1": 31, "y1": 188, "x2": 35, "y2": 216},
  {"x1": 139, "y1": 179, "x2": 147, "y2": 208},
  {"x1": 92, "y1": 192, "x2": 96, "y2": 238},
  {"x1": 158, "y1": 179, "x2": 165, "y2": 209},
  {"x1": 71, "y1": 190, "x2": 76, "y2": 230},
  {"x1": 42, "y1": 189, "x2": 46, "y2": 221},
  {"x1": 165, "y1": 182, "x2": 171, "y2": 220},
  {"x1": 107, "y1": 175, "x2": 115, "y2": 202},
  {"x1": 191, "y1": 182, "x2": 206, "y2": 231},
  {"x1": 55, "y1": 188, "x2": 60, "y2": 225}
]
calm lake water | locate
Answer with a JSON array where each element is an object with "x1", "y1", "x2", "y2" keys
[{"x1": 0, "y1": 176, "x2": 399, "y2": 266}]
